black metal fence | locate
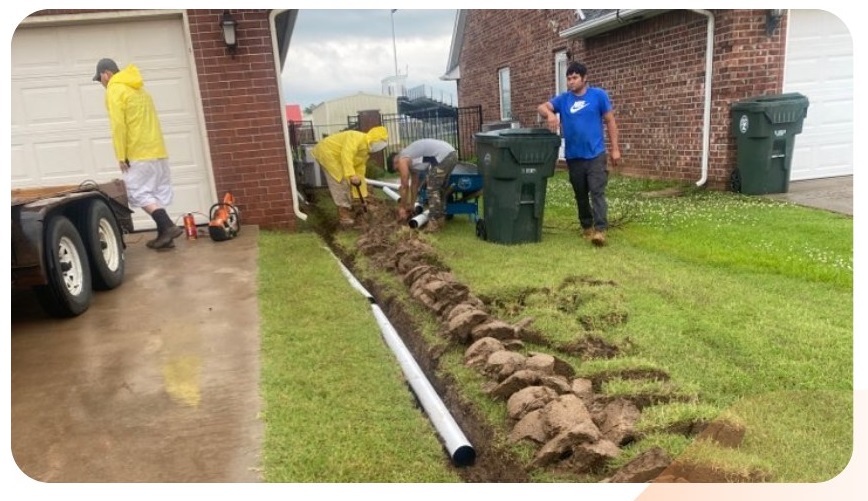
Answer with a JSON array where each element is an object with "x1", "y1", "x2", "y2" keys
[
  {"x1": 381, "y1": 106, "x2": 482, "y2": 162},
  {"x1": 291, "y1": 105, "x2": 483, "y2": 164}
]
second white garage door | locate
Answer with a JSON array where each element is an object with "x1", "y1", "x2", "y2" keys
[
  {"x1": 11, "y1": 14, "x2": 215, "y2": 230},
  {"x1": 783, "y1": 9, "x2": 853, "y2": 181}
]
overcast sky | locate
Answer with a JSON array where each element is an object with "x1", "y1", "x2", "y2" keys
[{"x1": 282, "y1": 9, "x2": 458, "y2": 110}]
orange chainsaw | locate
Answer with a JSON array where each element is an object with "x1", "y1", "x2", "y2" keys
[{"x1": 208, "y1": 192, "x2": 240, "y2": 241}]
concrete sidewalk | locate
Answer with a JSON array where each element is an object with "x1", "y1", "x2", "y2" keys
[{"x1": 763, "y1": 175, "x2": 853, "y2": 216}]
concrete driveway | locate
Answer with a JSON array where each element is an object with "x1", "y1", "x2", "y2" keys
[
  {"x1": 10, "y1": 226, "x2": 263, "y2": 482},
  {"x1": 764, "y1": 175, "x2": 853, "y2": 215}
]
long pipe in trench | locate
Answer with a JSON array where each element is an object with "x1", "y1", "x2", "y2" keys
[{"x1": 330, "y1": 250, "x2": 476, "y2": 467}]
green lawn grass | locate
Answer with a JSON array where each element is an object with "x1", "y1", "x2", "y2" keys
[
  {"x1": 260, "y1": 171, "x2": 853, "y2": 482},
  {"x1": 258, "y1": 230, "x2": 459, "y2": 482}
]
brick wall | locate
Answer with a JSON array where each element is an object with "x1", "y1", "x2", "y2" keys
[
  {"x1": 28, "y1": 9, "x2": 296, "y2": 230},
  {"x1": 188, "y1": 9, "x2": 295, "y2": 230},
  {"x1": 459, "y1": 9, "x2": 787, "y2": 189}
]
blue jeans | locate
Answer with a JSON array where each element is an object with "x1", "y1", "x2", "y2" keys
[{"x1": 566, "y1": 153, "x2": 608, "y2": 231}]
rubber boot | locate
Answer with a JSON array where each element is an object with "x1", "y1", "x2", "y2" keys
[
  {"x1": 147, "y1": 209, "x2": 184, "y2": 249},
  {"x1": 338, "y1": 206, "x2": 355, "y2": 227}
]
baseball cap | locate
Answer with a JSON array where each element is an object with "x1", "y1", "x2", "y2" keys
[{"x1": 92, "y1": 58, "x2": 119, "y2": 82}]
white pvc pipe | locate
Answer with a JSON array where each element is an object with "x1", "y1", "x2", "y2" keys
[
  {"x1": 370, "y1": 304, "x2": 476, "y2": 467},
  {"x1": 329, "y1": 251, "x2": 476, "y2": 467},
  {"x1": 409, "y1": 210, "x2": 430, "y2": 229},
  {"x1": 382, "y1": 186, "x2": 400, "y2": 201},
  {"x1": 366, "y1": 179, "x2": 401, "y2": 190}
]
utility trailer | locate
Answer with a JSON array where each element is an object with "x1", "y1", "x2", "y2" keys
[{"x1": 11, "y1": 179, "x2": 134, "y2": 317}]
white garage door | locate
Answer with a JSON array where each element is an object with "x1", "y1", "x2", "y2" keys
[
  {"x1": 11, "y1": 15, "x2": 214, "y2": 231},
  {"x1": 783, "y1": 9, "x2": 853, "y2": 181}
]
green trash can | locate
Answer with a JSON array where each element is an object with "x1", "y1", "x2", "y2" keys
[
  {"x1": 474, "y1": 128, "x2": 561, "y2": 244},
  {"x1": 730, "y1": 93, "x2": 809, "y2": 195}
]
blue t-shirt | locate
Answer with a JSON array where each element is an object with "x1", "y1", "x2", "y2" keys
[{"x1": 549, "y1": 87, "x2": 612, "y2": 160}]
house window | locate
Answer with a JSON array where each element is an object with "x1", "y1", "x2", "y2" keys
[
  {"x1": 555, "y1": 51, "x2": 568, "y2": 95},
  {"x1": 498, "y1": 67, "x2": 511, "y2": 120}
]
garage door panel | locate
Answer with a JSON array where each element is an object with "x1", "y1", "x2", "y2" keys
[
  {"x1": 81, "y1": 86, "x2": 111, "y2": 123},
  {"x1": 63, "y1": 21, "x2": 186, "y2": 73},
  {"x1": 784, "y1": 9, "x2": 853, "y2": 179},
  {"x1": 792, "y1": 125, "x2": 850, "y2": 180},
  {"x1": 817, "y1": 98, "x2": 854, "y2": 126},
  {"x1": 792, "y1": 143, "x2": 851, "y2": 180},
  {"x1": 89, "y1": 137, "x2": 121, "y2": 174},
  {"x1": 171, "y1": 182, "x2": 217, "y2": 217},
  {"x1": 33, "y1": 140, "x2": 91, "y2": 182},
  {"x1": 67, "y1": 30, "x2": 122, "y2": 68},
  {"x1": 126, "y1": 24, "x2": 188, "y2": 67},
  {"x1": 11, "y1": 145, "x2": 33, "y2": 185},
  {"x1": 20, "y1": 85, "x2": 81, "y2": 126},
  {"x1": 162, "y1": 128, "x2": 202, "y2": 167},
  {"x1": 148, "y1": 76, "x2": 198, "y2": 118},
  {"x1": 11, "y1": 28, "x2": 63, "y2": 72}
]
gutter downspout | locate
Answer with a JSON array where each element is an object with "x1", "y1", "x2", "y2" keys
[
  {"x1": 330, "y1": 251, "x2": 476, "y2": 467},
  {"x1": 691, "y1": 9, "x2": 715, "y2": 187},
  {"x1": 270, "y1": 9, "x2": 307, "y2": 221}
]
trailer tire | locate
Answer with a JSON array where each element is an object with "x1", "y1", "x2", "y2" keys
[
  {"x1": 35, "y1": 215, "x2": 92, "y2": 317},
  {"x1": 85, "y1": 200, "x2": 125, "y2": 290}
]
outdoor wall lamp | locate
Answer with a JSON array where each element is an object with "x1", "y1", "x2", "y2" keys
[
  {"x1": 220, "y1": 10, "x2": 238, "y2": 55},
  {"x1": 766, "y1": 9, "x2": 783, "y2": 37}
]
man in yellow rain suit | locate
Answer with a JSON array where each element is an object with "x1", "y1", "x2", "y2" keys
[
  {"x1": 94, "y1": 58, "x2": 183, "y2": 250},
  {"x1": 311, "y1": 126, "x2": 388, "y2": 226}
]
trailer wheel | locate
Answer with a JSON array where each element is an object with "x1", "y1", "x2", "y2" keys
[
  {"x1": 85, "y1": 200, "x2": 125, "y2": 290},
  {"x1": 35, "y1": 215, "x2": 92, "y2": 317}
]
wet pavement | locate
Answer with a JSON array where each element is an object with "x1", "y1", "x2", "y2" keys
[
  {"x1": 10, "y1": 226, "x2": 263, "y2": 482},
  {"x1": 764, "y1": 175, "x2": 854, "y2": 216}
]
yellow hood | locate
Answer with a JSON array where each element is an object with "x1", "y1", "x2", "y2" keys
[{"x1": 365, "y1": 126, "x2": 388, "y2": 147}]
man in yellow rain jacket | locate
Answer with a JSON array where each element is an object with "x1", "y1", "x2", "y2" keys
[
  {"x1": 311, "y1": 126, "x2": 388, "y2": 226},
  {"x1": 94, "y1": 58, "x2": 183, "y2": 250}
]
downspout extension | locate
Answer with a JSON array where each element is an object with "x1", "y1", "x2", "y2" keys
[
  {"x1": 330, "y1": 250, "x2": 476, "y2": 467},
  {"x1": 691, "y1": 9, "x2": 715, "y2": 187}
]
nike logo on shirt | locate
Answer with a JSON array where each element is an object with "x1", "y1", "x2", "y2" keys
[{"x1": 570, "y1": 101, "x2": 587, "y2": 113}]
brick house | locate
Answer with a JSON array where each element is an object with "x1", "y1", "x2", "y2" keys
[
  {"x1": 443, "y1": 9, "x2": 853, "y2": 190},
  {"x1": 12, "y1": 9, "x2": 305, "y2": 231}
]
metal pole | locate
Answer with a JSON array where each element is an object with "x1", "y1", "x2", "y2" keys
[{"x1": 391, "y1": 9, "x2": 399, "y2": 80}]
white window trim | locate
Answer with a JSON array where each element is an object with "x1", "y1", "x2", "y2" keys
[
  {"x1": 555, "y1": 51, "x2": 568, "y2": 95},
  {"x1": 498, "y1": 67, "x2": 511, "y2": 120}
]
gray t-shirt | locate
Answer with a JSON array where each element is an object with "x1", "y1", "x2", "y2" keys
[{"x1": 399, "y1": 139, "x2": 456, "y2": 173}]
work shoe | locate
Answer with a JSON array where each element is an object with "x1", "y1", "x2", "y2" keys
[
  {"x1": 337, "y1": 207, "x2": 355, "y2": 227},
  {"x1": 147, "y1": 226, "x2": 184, "y2": 249},
  {"x1": 591, "y1": 230, "x2": 607, "y2": 247},
  {"x1": 581, "y1": 227, "x2": 594, "y2": 240},
  {"x1": 145, "y1": 237, "x2": 175, "y2": 249}
]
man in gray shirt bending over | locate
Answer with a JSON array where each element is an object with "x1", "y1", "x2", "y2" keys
[{"x1": 388, "y1": 139, "x2": 458, "y2": 232}]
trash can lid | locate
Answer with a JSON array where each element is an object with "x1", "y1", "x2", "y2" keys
[
  {"x1": 476, "y1": 127, "x2": 557, "y2": 138},
  {"x1": 731, "y1": 92, "x2": 809, "y2": 112}
]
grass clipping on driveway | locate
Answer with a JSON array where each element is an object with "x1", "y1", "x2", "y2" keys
[{"x1": 257, "y1": 231, "x2": 458, "y2": 482}]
